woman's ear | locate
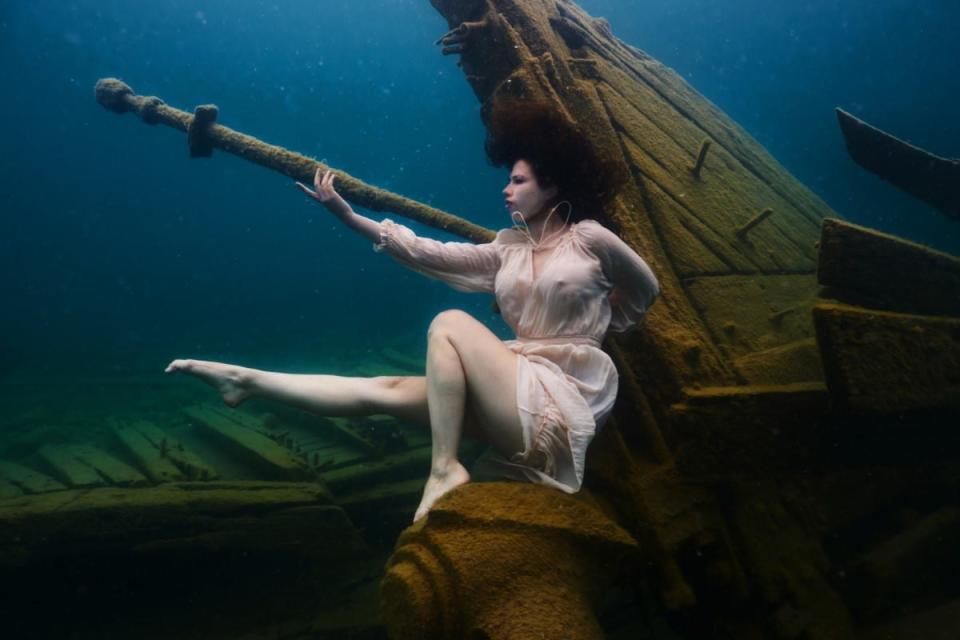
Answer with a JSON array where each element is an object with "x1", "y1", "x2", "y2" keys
[{"x1": 544, "y1": 184, "x2": 559, "y2": 201}]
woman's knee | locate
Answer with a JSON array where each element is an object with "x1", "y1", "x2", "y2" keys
[
  {"x1": 367, "y1": 376, "x2": 428, "y2": 422},
  {"x1": 427, "y1": 309, "x2": 474, "y2": 342}
]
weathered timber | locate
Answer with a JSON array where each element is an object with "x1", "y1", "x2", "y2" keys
[
  {"x1": 129, "y1": 419, "x2": 219, "y2": 481},
  {"x1": 323, "y1": 446, "x2": 432, "y2": 495},
  {"x1": 66, "y1": 444, "x2": 149, "y2": 487},
  {"x1": 94, "y1": 77, "x2": 494, "y2": 243},
  {"x1": 36, "y1": 444, "x2": 107, "y2": 488},
  {"x1": 184, "y1": 406, "x2": 314, "y2": 480},
  {"x1": 322, "y1": 417, "x2": 382, "y2": 455},
  {"x1": 205, "y1": 405, "x2": 273, "y2": 434},
  {"x1": 813, "y1": 302, "x2": 960, "y2": 414},
  {"x1": 732, "y1": 338, "x2": 825, "y2": 385},
  {"x1": 268, "y1": 411, "x2": 381, "y2": 457},
  {"x1": 112, "y1": 423, "x2": 186, "y2": 483},
  {"x1": 381, "y1": 483, "x2": 639, "y2": 640},
  {"x1": 684, "y1": 273, "x2": 820, "y2": 360},
  {"x1": 667, "y1": 383, "x2": 829, "y2": 478},
  {"x1": 0, "y1": 482, "x2": 342, "y2": 554},
  {"x1": 337, "y1": 477, "x2": 425, "y2": 512},
  {"x1": 818, "y1": 217, "x2": 960, "y2": 317},
  {"x1": 312, "y1": 445, "x2": 370, "y2": 472},
  {"x1": 836, "y1": 108, "x2": 960, "y2": 219},
  {"x1": 0, "y1": 460, "x2": 66, "y2": 494}
]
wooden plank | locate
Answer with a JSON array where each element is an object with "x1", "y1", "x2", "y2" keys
[
  {"x1": 813, "y1": 302, "x2": 960, "y2": 414},
  {"x1": 732, "y1": 338, "x2": 824, "y2": 385},
  {"x1": 308, "y1": 445, "x2": 371, "y2": 473},
  {"x1": 818, "y1": 218, "x2": 960, "y2": 317},
  {"x1": 130, "y1": 419, "x2": 219, "y2": 481},
  {"x1": 36, "y1": 445, "x2": 105, "y2": 488},
  {"x1": 0, "y1": 461, "x2": 66, "y2": 494},
  {"x1": 684, "y1": 274, "x2": 819, "y2": 359},
  {"x1": 322, "y1": 446, "x2": 432, "y2": 495},
  {"x1": 113, "y1": 424, "x2": 185, "y2": 483},
  {"x1": 0, "y1": 481, "x2": 360, "y2": 563},
  {"x1": 67, "y1": 444, "x2": 149, "y2": 487},
  {"x1": 206, "y1": 405, "x2": 272, "y2": 435},
  {"x1": 668, "y1": 383, "x2": 829, "y2": 478},
  {"x1": 337, "y1": 477, "x2": 424, "y2": 511},
  {"x1": 599, "y1": 81, "x2": 817, "y2": 272},
  {"x1": 212, "y1": 404, "x2": 380, "y2": 457},
  {"x1": 183, "y1": 406, "x2": 313, "y2": 480},
  {"x1": 836, "y1": 108, "x2": 960, "y2": 219},
  {"x1": 319, "y1": 417, "x2": 380, "y2": 456}
]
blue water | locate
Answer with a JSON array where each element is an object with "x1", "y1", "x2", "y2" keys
[{"x1": 1, "y1": 0, "x2": 958, "y2": 373}]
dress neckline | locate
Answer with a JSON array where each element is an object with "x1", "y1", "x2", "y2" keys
[
  {"x1": 530, "y1": 226, "x2": 578, "y2": 282},
  {"x1": 503, "y1": 221, "x2": 578, "y2": 250}
]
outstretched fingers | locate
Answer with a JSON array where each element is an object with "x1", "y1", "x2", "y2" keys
[
  {"x1": 294, "y1": 181, "x2": 316, "y2": 198},
  {"x1": 294, "y1": 168, "x2": 331, "y2": 202}
]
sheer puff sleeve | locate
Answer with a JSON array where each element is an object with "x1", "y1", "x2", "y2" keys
[
  {"x1": 373, "y1": 218, "x2": 501, "y2": 293},
  {"x1": 578, "y1": 220, "x2": 660, "y2": 333}
]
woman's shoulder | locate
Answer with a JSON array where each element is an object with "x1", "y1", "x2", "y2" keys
[
  {"x1": 493, "y1": 226, "x2": 529, "y2": 246},
  {"x1": 572, "y1": 218, "x2": 617, "y2": 248}
]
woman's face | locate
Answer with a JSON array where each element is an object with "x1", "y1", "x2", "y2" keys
[{"x1": 503, "y1": 159, "x2": 558, "y2": 220}]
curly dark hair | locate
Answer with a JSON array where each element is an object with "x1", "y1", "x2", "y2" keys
[{"x1": 484, "y1": 99, "x2": 625, "y2": 221}]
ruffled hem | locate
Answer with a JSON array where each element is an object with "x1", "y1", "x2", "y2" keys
[{"x1": 510, "y1": 402, "x2": 569, "y2": 479}]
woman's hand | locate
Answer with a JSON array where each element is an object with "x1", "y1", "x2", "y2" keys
[{"x1": 296, "y1": 168, "x2": 351, "y2": 217}]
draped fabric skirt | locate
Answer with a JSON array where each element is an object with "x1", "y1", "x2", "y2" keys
[{"x1": 472, "y1": 336, "x2": 619, "y2": 493}]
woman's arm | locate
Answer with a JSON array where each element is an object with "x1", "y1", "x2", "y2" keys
[
  {"x1": 296, "y1": 168, "x2": 380, "y2": 243},
  {"x1": 297, "y1": 168, "x2": 500, "y2": 293},
  {"x1": 579, "y1": 220, "x2": 659, "y2": 332}
]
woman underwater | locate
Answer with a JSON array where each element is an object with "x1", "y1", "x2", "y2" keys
[{"x1": 165, "y1": 101, "x2": 660, "y2": 522}]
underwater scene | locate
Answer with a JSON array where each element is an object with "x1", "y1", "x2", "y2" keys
[{"x1": 1, "y1": 0, "x2": 959, "y2": 638}]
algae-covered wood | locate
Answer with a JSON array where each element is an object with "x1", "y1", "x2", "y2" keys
[
  {"x1": 813, "y1": 302, "x2": 960, "y2": 414},
  {"x1": 818, "y1": 218, "x2": 960, "y2": 317}
]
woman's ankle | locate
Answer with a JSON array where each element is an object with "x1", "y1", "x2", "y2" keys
[{"x1": 430, "y1": 459, "x2": 467, "y2": 479}]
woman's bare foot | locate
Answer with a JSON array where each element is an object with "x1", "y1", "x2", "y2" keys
[
  {"x1": 164, "y1": 359, "x2": 253, "y2": 407},
  {"x1": 414, "y1": 460, "x2": 471, "y2": 523}
]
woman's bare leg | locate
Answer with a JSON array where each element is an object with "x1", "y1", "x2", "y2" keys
[
  {"x1": 167, "y1": 308, "x2": 525, "y2": 523},
  {"x1": 415, "y1": 309, "x2": 524, "y2": 522},
  {"x1": 164, "y1": 359, "x2": 431, "y2": 428}
]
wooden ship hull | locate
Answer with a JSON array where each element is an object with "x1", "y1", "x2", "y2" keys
[{"x1": 4, "y1": 0, "x2": 957, "y2": 638}]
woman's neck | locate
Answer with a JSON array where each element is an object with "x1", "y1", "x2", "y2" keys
[{"x1": 525, "y1": 201, "x2": 570, "y2": 248}]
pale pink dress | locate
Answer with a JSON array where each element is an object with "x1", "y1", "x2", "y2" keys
[{"x1": 374, "y1": 217, "x2": 660, "y2": 493}]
